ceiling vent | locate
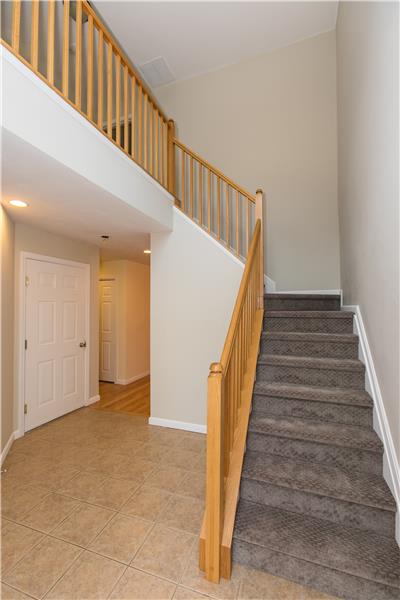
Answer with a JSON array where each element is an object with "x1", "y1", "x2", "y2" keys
[{"x1": 139, "y1": 57, "x2": 175, "y2": 88}]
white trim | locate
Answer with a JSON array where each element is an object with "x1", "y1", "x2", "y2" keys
[
  {"x1": 115, "y1": 371, "x2": 150, "y2": 385},
  {"x1": 18, "y1": 252, "x2": 91, "y2": 436},
  {"x1": 1, "y1": 430, "x2": 21, "y2": 465},
  {"x1": 343, "y1": 303, "x2": 400, "y2": 543},
  {"x1": 149, "y1": 417, "x2": 206, "y2": 434},
  {"x1": 264, "y1": 275, "x2": 276, "y2": 293},
  {"x1": 274, "y1": 289, "x2": 342, "y2": 296},
  {"x1": 85, "y1": 394, "x2": 100, "y2": 407}
]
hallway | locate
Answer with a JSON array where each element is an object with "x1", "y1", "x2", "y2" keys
[
  {"x1": 1, "y1": 407, "x2": 336, "y2": 599},
  {"x1": 96, "y1": 377, "x2": 151, "y2": 417}
]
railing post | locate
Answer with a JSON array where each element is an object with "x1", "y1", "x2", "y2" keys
[
  {"x1": 205, "y1": 362, "x2": 224, "y2": 583},
  {"x1": 167, "y1": 119, "x2": 176, "y2": 197},
  {"x1": 255, "y1": 189, "x2": 264, "y2": 308}
]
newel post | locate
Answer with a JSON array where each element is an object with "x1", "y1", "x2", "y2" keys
[
  {"x1": 255, "y1": 189, "x2": 264, "y2": 309},
  {"x1": 167, "y1": 119, "x2": 176, "y2": 197},
  {"x1": 205, "y1": 362, "x2": 224, "y2": 583}
]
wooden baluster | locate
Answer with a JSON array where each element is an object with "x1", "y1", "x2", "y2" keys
[
  {"x1": 62, "y1": 0, "x2": 70, "y2": 97},
  {"x1": 163, "y1": 121, "x2": 168, "y2": 186},
  {"x1": 124, "y1": 65, "x2": 129, "y2": 152},
  {"x1": 236, "y1": 191, "x2": 240, "y2": 256},
  {"x1": 31, "y1": 0, "x2": 39, "y2": 70},
  {"x1": 255, "y1": 189, "x2": 264, "y2": 308},
  {"x1": 167, "y1": 120, "x2": 176, "y2": 194},
  {"x1": 149, "y1": 103, "x2": 154, "y2": 175},
  {"x1": 190, "y1": 156, "x2": 194, "y2": 218},
  {"x1": 181, "y1": 151, "x2": 186, "y2": 211},
  {"x1": 75, "y1": 0, "x2": 82, "y2": 109},
  {"x1": 97, "y1": 29, "x2": 104, "y2": 128},
  {"x1": 226, "y1": 185, "x2": 230, "y2": 248},
  {"x1": 246, "y1": 199, "x2": 250, "y2": 257},
  {"x1": 199, "y1": 165, "x2": 203, "y2": 226},
  {"x1": 87, "y1": 14, "x2": 94, "y2": 120},
  {"x1": 138, "y1": 87, "x2": 143, "y2": 163},
  {"x1": 143, "y1": 93, "x2": 148, "y2": 169},
  {"x1": 11, "y1": 0, "x2": 21, "y2": 52},
  {"x1": 131, "y1": 76, "x2": 136, "y2": 158},
  {"x1": 115, "y1": 55, "x2": 121, "y2": 144},
  {"x1": 205, "y1": 363, "x2": 224, "y2": 584},
  {"x1": 155, "y1": 111, "x2": 159, "y2": 181},
  {"x1": 207, "y1": 171, "x2": 211, "y2": 232},
  {"x1": 47, "y1": 0, "x2": 55, "y2": 84},
  {"x1": 107, "y1": 43, "x2": 113, "y2": 137},
  {"x1": 217, "y1": 178, "x2": 221, "y2": 239}
]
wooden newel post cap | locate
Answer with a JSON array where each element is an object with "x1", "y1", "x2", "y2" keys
[
  {"x1": 256, "y1": 188, "x2": 263, "y2": 195},
  {"x1": 209, "y1": 362, "x2": 223, "y2": 375},
  {"x1": 168, "y1": 119, "x2": 175, "y2": 126}
]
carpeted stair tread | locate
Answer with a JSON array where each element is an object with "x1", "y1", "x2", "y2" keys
[
  {"x1": 234, "y1": 500, "x2": 400, "y2": 591},
  {"x1": 253, "y1": 382, "x2": 373, "y2": 407},
  {"x1": 248, "y1": 414, "x2": 383, "y2": 453},
  {"x1": 262, "y1": 331, "x2": 358, "y2": 343},
  {"x1": 258, "y1": 354, "x2": 365, "y2": 372},
  {"x1": 265, "y1": 293, "x2": 341, "y2": 300},
  {"x1": 242, "y1": 451, "x2": 396, "y2": 512},
  {"x1": 265, "y1": 310, "x2": 352, "y2": 319}
]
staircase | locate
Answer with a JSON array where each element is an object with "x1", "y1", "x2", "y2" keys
[{"x1": 232, "y1": 294, "x2": 400, "y2": 600}]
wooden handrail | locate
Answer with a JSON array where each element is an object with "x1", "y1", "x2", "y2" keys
[{"x1": 200, "y1": 196, "x2": 265, "y2": 582}]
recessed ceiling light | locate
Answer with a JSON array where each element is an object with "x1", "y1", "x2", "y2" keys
[
  {"x1": 9, "y1": 199, "x2": 29, "y2": 208},
  {"x1": 143, "y1": 249, "x2": 151, "y2": 254}
]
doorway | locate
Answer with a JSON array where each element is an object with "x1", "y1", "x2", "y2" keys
[
  {"x1": 21, "y1": 254, "x2": 90, "y2": 432},
  {"x1": 99, "y1": 278, "x2": 117, "y2": 382}
]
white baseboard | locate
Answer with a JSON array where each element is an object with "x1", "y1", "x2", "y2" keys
[
  {"x1": 343, "y1": 304, "x2": 400, "y2": 544},
  {"x1": 149, "y1": 417, "x2": 206, "y2": 434},
  {"x1": 1, "y1": 430, "x2": 20, "y2": 465},
  {"x1": 85, "y1": 394, "x2": 100, "y2": 406},
  {"x1": 115, "y1": 371, "x2": 150, "y2": 385},
  {"x1": 264, "y1": 275, "x2": 276, "y2": 293}
]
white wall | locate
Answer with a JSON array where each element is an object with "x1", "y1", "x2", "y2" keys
[
  {"x1": 14, "y1": 222, "x2": 100, "y2": 405},
  {"x1": 100, "y1": 260, "x2": 150, "y2": 383},
  {"x1": 150, "y1": 208, "x2": 244, "y2": 430},
  {"x1": 156, "y1": 31, "x2": 340, "y2": 291},
  {"x1": 1, "y1": 207, "x2": 15, "y2": 452},
  {"x1": 336, "y1": 1, "x2": 399, "y2": 537}
]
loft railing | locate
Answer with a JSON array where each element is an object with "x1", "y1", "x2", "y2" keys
[
  {"x1": 2, "y1": 0, "x2": 266, "y2": 582},
  {"x1": 199, "y1": 201, "x2": 264, "y2": 582},
  {"x1": 2, "y1": 0, "x2": 169, "y2": 187}
]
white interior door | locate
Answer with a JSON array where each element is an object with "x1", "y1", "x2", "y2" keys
[
  {"x1": 99, "y1": 280, "x2": 116, "y2": 382},
  {"x1": 24, "y1": 257, "x2": 88, "y2": 431}
]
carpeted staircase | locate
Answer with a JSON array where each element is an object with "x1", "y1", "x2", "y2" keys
[{"x1": 232, "y1": 293, "x2": 400, "y2": 600}]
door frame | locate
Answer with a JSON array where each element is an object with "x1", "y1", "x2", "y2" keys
[{"x1": 18, "y1": 252, "x2": 91, "y2": 436}]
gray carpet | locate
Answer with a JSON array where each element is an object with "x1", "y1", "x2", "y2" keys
[{"x1": 233, "y1": 293, "x2": 400, "y2": 600}]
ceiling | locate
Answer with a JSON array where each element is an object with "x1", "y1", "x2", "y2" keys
[
  {"x1": 2, "y1": 130, "x2": 151, "y2": 264},
  {"x1": 93, "y1": 1, "x2": 338, "y2": 87}
]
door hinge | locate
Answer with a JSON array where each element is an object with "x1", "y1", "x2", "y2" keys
[
  {"x1": 25, "y1": 276, "x2": 30, "y2": 287},
  {"x1": 25, "y1": 339, "x2": 28, "y2": 350},
  {"x1": 24, "y1": 403, "x2": 28, "y2": 414}
]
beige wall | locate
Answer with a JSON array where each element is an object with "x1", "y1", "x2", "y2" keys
[
  {"x1": 14, "y1": 223, "x2": 100, "y2": 405},
  {"x1": 156, "y1": 31, "x2": 340, "y2": 291},
  {"x1": 1, "y1": 207, "x2": 15, "y2": 452},
  {"x1": 336, "y1": 2, "x2": 399, "y2": 460},
  {"x1": 100, "y1": 260, "x2": 150, "y2": 383}
]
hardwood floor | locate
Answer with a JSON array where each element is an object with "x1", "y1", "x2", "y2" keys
[{"x1": 95, "y1": 376, "x2": 150, "y2": 417}]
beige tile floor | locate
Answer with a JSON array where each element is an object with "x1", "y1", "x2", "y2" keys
[{"x1": 1, "y1": 407, "x2": 337, "y2": 600}]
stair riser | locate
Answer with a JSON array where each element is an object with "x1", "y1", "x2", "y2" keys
[
  {"x1": 233, "y1": 539, "x2": 399, "y2": 600},
  {"x1": 256, "y1": 363, "x2": 365, "y2": 389},
  {"x1": 252, "y1": 395, "x2": 373, "y2": 427},
  {"x1": 260, "y1": 338, "x2": 359, "y2": 359},
  {"x1": 264, "y1": 316, "x2": 353, "y2": 334},
  {"x1": 265, "y1": 298, "x2": 341, "y2": 312},
  {"x1": 246, "y1": 432, "x2": 382, "y2": 475},
  {"x1": 240, "y1": 478, "x2": 394, "y2": 537}
]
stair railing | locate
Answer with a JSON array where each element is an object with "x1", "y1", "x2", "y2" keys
[
  {"x1": 2, "y1": 0, "x2": 169, "y2": 188},
  {"x1": 199, "y1": 198, "x2": 265, "y2": 582}
]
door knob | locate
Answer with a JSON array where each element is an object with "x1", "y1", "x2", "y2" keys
[{"x1": 79, "y1": 341, "x2": 87, "y2": 348}]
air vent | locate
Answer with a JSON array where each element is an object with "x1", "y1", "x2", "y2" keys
[{"x1": 139, "y1": 57, "x2": 175, "y2": 88}]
